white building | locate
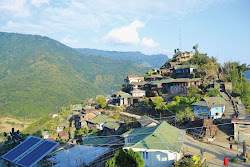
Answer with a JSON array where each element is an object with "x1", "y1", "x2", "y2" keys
[
  {"x1": 121, "y1": 121, "x2": 185, "y2": 167},
  {"x1": 130, "y1": 89, "x2": 146, "y2": 98},
  {"x1": 124, "y1": 75, "x2": 144, "y2": 85}
]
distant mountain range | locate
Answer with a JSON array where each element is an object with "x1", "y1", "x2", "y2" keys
[
  {"x1": 0, "y1": 32, "x2": 149, "y2": 118},
  {"x1": 75, "y1": 48, "x2": 168, "y2": 68}
]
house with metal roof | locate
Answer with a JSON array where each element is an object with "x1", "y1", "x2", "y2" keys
[
  {"x1": 169, "y1": 78, "x2": 202, "y2": 95},
  {"x1": 47, "y1": 145, "x2": 111, "y2": 167},
  {"x1": 130, "y1": 89, "x2": 146, "y2": 98},
  {"x1": 121, "y1": 121, "x2": 185, "y2": 167},
  {"x1": 192, "y1": 97, "x2": 226, "y2": 119},
  {"x1": 137, "y1": 115, "x2": 159, "y2": 127},
  {"x1": 145, "y1": 75, "x2": 163, "y2": 82},
  {"x1": 87, "y1": 115, "x2": 117, "y2": 130},
  {"x1": 71, "y1": 104, "x2": 83, "y2": 113},
  {"x1": 172, "y1": 65, "x2": 198, "y2": 78}
]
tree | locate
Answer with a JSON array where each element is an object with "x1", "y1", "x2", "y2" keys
[
  {"x1": 176, "y1": 107, "x2": 194, "y2": 123},
  {"x1": 43, "y1": 120, "x2": 56, "y2": 131},
  {"x1": 174, "y1": 157, "x2": 203, "y2": 167},
  {"x1": 208, "y1": 88, "x2": 220, "y2": 97},
  {"x1": 152, "y1": 97, "x2": 167, "y2": 112},
  {"x1": 96, "y1": 96, "x2": 106, "y2": 108},
  {"x1": 105, "y1": 148, "x2": 145, "y2": 167},
  {"x1": 121, "y1": 84, "x2": 130, "y2": 93}
]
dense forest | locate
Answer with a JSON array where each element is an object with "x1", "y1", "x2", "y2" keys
[
  {"x1": 0, "y1": 32, "x2": 148, "y2": 118},
  {"x1": 75, "y1": 48, "x2": 168, "y2": 68}
]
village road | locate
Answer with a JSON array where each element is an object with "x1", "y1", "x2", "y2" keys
[{"x1": 183, "y1": 135, "x2": 249, "y2": 167}]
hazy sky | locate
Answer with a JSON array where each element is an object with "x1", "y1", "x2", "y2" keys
[{"x1": 0, "y1": 0, "x2": 249, "y2": 64}]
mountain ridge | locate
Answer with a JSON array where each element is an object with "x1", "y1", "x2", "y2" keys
[
  {"x1": 0, "y1": 32, "x2": 148, "y2": 118},
  {"x1": 75, "y1": 48, "x2": 168, "y2": 68}
]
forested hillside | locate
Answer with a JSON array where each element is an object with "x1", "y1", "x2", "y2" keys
[
  {"x1": 75, "y1": 48, "x2": 168, "y2": 68},
  {"x1": 0, "y1": 32, "x2": 148, "y2": 118}
]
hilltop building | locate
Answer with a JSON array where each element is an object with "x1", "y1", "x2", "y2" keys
[
  {"x1": 121, "y1": 121, "x2": 185, "y2": 167},
  {"x1": 192, "y1": 97, "x2": 226, "y2": 119},
  {"x1": 173, "y1": 51, "x2": 194, "y2": 62}
]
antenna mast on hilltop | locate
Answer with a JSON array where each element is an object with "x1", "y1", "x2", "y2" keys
[{"x1": 179, "y1": 27, "x2": 182, "y2": 52}]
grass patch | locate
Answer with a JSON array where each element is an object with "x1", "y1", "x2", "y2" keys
[{"x1": 230, "y1": 157, "x2": 240, "y2": 162}]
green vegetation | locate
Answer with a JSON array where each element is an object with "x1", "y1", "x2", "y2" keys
[
  {"x1": 96, "y1": 96, "x2": 107, "y2": 108},
  {"x1": 22, "y1": 115, "x2": 52, "y2": 135},
  {"x1": 75, "y1": 48, "x2": 168, "y2": 68},
  {"x1": 105, "y1": 148, "x2": 145, "y2": 167},
  {"x1": 173, "y1": 157, "x2": 203, "y2": 167},
  {"x1": 222, "y1": 62, "x2": 250, "y2": 113},
  {"x1": 121, "y1": 84, "x2": 130, "y2": 93},
  {"x1": 75, "y1": 127, "x2": 89, "y2": 137},
  {"x1": 208, "y1": 88, "x2": 220, "y2": 97},
  {"x1": 162, "y1": 44, "x2": 220, "y2": 79},
  {"x1": 0, "y1": 32, "x2": 148, "y2": 118},
  {"x1": 230, "y1": 157, "x2": 240, "y2": 162}
]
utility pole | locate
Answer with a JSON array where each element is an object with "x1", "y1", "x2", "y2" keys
[{"x1": 179, "y1": 27, "x2": 182, "y2": 52}]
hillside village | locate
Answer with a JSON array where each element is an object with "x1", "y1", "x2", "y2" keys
[{"x1": 1, "y1": 45, "x2": 249, "y2": 167}]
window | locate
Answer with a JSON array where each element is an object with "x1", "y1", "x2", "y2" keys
[{"x1": 141, "y1": 151, "x2": 148, "y2": 159}]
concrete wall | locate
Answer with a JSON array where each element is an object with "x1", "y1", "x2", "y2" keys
[
  {"x1": 233, "y1": 123, "x2": 250, "y2": 144},
  {"x1": 210, "y1": 106, "x2": 225, "y2": 119}
]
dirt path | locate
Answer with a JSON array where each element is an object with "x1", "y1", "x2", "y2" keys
[
  {"x1": 120, "y1": 111, "x2": 141, "y2": 119},
  {"x1": 184, "y1": 135, "x2": 249, "y2": 167}
]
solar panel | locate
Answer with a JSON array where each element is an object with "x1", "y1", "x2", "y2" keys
[
  {"x1": 16, "y1": 140, "x2": 59, "y2": 167},
  {"x1": 1, "y1": 136, "x2": 43, "y2": 162}
]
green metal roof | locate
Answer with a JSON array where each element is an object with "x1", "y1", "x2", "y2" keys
[
  {"x1": 192, "y1": 97, "x2": 226, "y2": 108},
  {"x1": 82, "y1": 133, "x2": 116, "y2": 147},
  {"x1": 104, "y1": 122, "x2": 120, "y2": 130},
  {"x1": 119, "y1": 93, "x2": 132, "y2": 98},
  {"x1": 122, "y1": 121, "x2": 185, "y2": 153},
  {"x1": 173, "y1": 65, "x2": 197, "y2": 70},
  {"x1": 113, "y1": 90, "x2": 126, "y2": 96},
  {"x1": 137, "y1": 115, "x2": 159, "y2": 127},
  {"x1": 88, "y1": 115, "x2": 117, "y2": 124},
  {"x1": 71, "y1": 104, "x2": 83, "y2": 111},
  {"x1": 149, "y1": 78, "x2": 173, "y2": 85}
]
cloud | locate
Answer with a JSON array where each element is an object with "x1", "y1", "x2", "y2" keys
[
  {"x1": 61, "y1": 35, "x2": 79, "y2": 47},
  {"x1": 1, "y1": 21, "x2": 45, "y2": 35},
  {"x1": 141, "y1": 38, "x2": 159, "y2": 48},
  {"x1": 104, "y1": 20, "x2": 144, "y2": 45},
  {"x1": 0, "y1": 0, "x2": 30, "y2": 18},
  {"x1": 31, "y1": 0, "x2": 49, "y2": 7}
]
